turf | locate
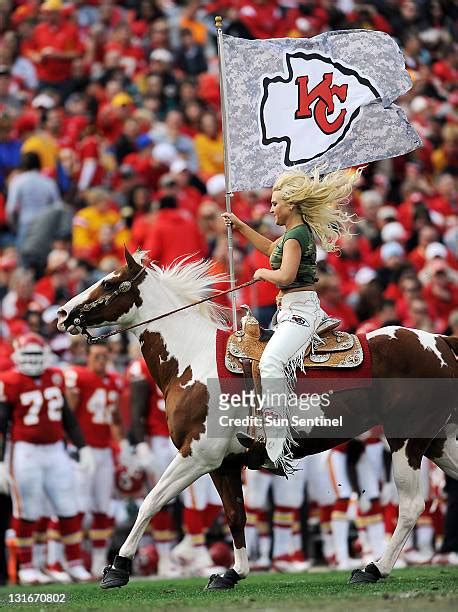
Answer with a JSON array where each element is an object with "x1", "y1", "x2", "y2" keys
[{"x1": 1, "y1": 567, "x2": 457, "y2": 611}]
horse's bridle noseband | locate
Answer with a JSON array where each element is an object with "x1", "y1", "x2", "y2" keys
[{"x1": 72, "y1": 266, "x2": 146, "y2": 344}]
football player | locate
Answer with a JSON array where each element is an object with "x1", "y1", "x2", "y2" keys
[
  {"x1": 0, "y1": 333, "x2": 94, "y2": 585},
  {"x1": 64, "y1": 341, "x2": 125, "y2": 578}
]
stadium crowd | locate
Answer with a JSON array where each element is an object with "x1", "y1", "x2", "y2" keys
[{"x1": 0, "y1": 0, "x2": 457, "y2": 586}]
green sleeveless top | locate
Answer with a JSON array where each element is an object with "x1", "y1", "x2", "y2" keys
[{"x1": 269, "y1": 224, "x2": 317, "y2": 289}]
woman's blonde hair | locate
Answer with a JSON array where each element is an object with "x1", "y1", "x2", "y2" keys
[{"x1": 272, "y1": 166, "x2": 362, "y2": 252}]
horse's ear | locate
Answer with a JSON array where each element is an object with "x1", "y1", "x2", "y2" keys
[{"x1": 124, "y1": 246, "x2": 142, "y2": 272}]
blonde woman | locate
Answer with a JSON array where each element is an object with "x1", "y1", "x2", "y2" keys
[{"x1": 222, "y1": 167, "x2": 360, "y2": 473}]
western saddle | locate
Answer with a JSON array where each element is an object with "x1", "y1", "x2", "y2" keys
[{"x1": 225, "y1": 305, "x2": 364, "y2": 378}]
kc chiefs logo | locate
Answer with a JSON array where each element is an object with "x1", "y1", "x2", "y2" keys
[
  {"x1": 295, "y1": 73, "x2": 348, "y2": 134},
  {"x1": 259, "y1": 52, "x2": 380, "y2": 166}
]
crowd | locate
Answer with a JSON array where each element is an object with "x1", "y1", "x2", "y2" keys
[{"x1": 0, "y1": 0, "x2": 457, "y2": 586}]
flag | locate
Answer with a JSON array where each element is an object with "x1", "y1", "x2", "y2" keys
[{"x1": 221, "y1": 29, "x2": 422, "y2": 191}]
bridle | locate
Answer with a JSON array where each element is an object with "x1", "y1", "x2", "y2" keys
[
  {"x1": 72, "y1": 266, "x2": 146, "y2": 344},
  {"x1": 70, "y1": 266, "x2": 258, "y2": 344}
]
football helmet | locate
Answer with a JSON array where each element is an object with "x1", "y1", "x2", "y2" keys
[
  {"x1": 12, "y1": 333, "x2": 49, "y2": 377},
  {"x1": 114, "y1": 463, "x2": 145, "y2": 497}
]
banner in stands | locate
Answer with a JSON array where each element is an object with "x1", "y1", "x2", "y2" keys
[{"x1": 221, "y1": 29, "x2": 422, "y2": 191}]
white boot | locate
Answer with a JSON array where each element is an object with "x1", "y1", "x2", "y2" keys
[
  {"x1": 19, "y1": 567, "x2": 52, "y2": 585},
  {"x1": 44, "y1": 562, "x2": 72, "y2": 584}
]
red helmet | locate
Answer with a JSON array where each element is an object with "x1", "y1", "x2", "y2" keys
[
  {"x1": 209, "y1": 541, "x2": 233, "y2": 568},
  {"x1": 12, "y1": 333, "x2": 50, "y2": 377},
  {"x1": 132, "y1": 542, "x2": 158, "y2": 576},
  {"x1": 114, "y1": 464, "x2": 145, "y2": 497}
]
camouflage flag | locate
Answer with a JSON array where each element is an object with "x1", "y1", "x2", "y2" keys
[{"x1": 221, "y1": 29, "x2": 422, "y2": 191}]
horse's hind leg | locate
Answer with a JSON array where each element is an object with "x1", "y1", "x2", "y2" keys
[
  {"x1": 350, "y1": 440, "x2": 427, "y2": 583},
  {"x1": 206, "y1": 464, "x2": 248, "y2": 590},
  {"x1": 100, "y1": 453, "x2": 213, "y2": 588},
  {"x1": 427, "y1": 424, "x2": 458, "y2": 479}
]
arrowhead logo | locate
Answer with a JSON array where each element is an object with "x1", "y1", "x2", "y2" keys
[{"x1": 259, "y1": 52, "x2": 380, "y2": 167}]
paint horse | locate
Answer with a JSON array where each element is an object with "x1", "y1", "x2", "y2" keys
[{"x1": 57, "y1": 250, "x2": 458, "y2": 589}]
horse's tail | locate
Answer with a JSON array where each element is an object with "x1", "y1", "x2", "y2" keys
[{"x1": 441, "y1": 335, "x2": 458, "y2": 357}]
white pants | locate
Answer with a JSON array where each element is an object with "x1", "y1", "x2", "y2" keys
[
  {"x1": 306, "y1": 452, "x2": 336, "y2": 506},
  {"x1": 9, "y1": 441, "x2": 77, "y2": 521},
  {"x1": 75, "y1": 447, "x2": 114, "y2": 514},
  {"x1": 149, "y1": 436, "x2": 177, "y2": 485},
  {"x1": 259, "y1": 291, "x2": 325, "y2": 462},
  {"x1": 260, "y1": 291, "x2": 324, "y2": 379},
  {"x1": 245, "y1": 466, "x2": 307, "y2": 510}
]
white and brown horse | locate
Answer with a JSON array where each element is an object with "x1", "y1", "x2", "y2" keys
[{"x1": 57, "y1": 250, "x2": 458, "y2": 589}]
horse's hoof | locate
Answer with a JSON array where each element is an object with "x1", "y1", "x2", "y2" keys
[
  {"x1": 205, "y1": 569, "x2": 242, "y2": 590},
  {"x1": 100, "y1": 555, "x2": 131, "y2": 589},
  {"x1": 348, "y1": 562, "x2": 382, "y2": 585}
]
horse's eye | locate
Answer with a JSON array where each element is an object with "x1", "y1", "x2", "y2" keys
[{"x1": 102, "y1": 280, "x2": 115, "y2": 290}]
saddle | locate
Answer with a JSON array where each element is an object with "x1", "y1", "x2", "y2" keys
[{"x1": 225, "y1": 305, "x2": 364, "y2": 375}]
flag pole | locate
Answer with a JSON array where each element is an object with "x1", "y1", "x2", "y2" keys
[{"x1": 215, "y1": 15, "x2": 237, "y2": 331}]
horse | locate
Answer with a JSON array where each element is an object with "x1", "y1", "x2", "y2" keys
[{"x1": 56, "y1": 249, "x2": 458, "y2": 589}]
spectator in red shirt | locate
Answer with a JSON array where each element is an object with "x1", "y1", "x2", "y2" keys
[
  {"x1": 427, "y1": 173, "x2": 457, "y2": 218},
  {"x1": 27, "y1": 0, "x2": 84, "y2": 100},
  {"x1": 317, "y1": 274, "x2": 359, "y2": 332},
  {"x1": 327, "y1": 234, "x2": 372, "y2": 297},
  {"x1": 34, "y1": 248, "x2": 71, "y2": 307},
  {"x1": 356, "y1": 299, "x2": 399, "y2": 335},
  {"x1": 123, "y1": 134, "x2": 167, "y2": 191},
  {"x1": 87, "y1": 225, "x2": 124, "y2": 268},
  {"x1": 1, "y1": 268, "x2": 48, "y2": 321},
  {"x1": 404, "y1": 297, "x2": 435, "y2": 332},
  {"x1": 197, "y1": 201, "x2": 225, "y2": 258},
  {"x1": 408, "y1": 225, "x2": 440, "y2": 271},
  {"x1": 358, "y1": 190, "x2": 383, "y2": 249},
  {"x1": 169, "y1": 159, "x2": 203, "y2": 217},
  {"x1": 103, "y1": 23, "x2": 145, "y2": 79},
  {"x1": 143, "y1": 195, "x2": 207, "y2": 267},
  {"x1": 238, "y1": 1, "x2": 285, "y2": 39},
  {"x1": 421, "y1": 259, "x2": 458, "y2": 332}
]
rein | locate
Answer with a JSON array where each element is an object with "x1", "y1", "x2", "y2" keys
[{"x1": 77, "y1": 275, "x2": 259, "y2": 344}]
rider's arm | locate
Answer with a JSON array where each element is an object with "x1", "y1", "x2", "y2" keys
[
  {"x1": 255, "y1": 239, "x2": 301, "y2": 286},
  {"x1": 236, "y1": 221, "x2": 275, "y2": 256},
  {"x1": 129, "y1": 379, "x2": 150, "y2": 445}
]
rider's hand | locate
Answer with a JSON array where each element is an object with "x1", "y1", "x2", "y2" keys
[
  {"x1": 253, "y1": 268, "x2": 267, "y2": 281},
  {"x1": 221, "y1": 212, "x2": 242, "y2": 230}
]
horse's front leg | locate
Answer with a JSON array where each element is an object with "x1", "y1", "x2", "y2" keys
[
  {"x1": 100, "y1": 452, "x2": 215, "y2": 589},
  {"x1": 206, "y1": 462, "x2": 249, "y2": 590},
  {"x1": 349, "y1": 440, "x2": 427, "y2": 584}
]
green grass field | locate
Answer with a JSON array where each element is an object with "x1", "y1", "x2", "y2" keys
[{"x1": 1, "y1": 567, "x2": 457, "y2": 611}]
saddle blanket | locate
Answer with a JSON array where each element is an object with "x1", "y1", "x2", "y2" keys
[{"x1": 216, "y1": 329, "x2": 372, "y2": 396}]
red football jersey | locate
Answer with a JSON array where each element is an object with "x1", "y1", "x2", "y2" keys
[
  {"x1": 126, "y1": 359, "x2": 169, "y2": 437},
  {"x1": 0, "y1": 367, "x2": 65, "y2": 444},
  {"x1": 64, "y1": 366, "x2": 122, "y2": 448}
]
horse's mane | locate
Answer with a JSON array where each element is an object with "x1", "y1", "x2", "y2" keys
[{"x1": 133, "y1": 251, "x2": 230, "y2": 329}]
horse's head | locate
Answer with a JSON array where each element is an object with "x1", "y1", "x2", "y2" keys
[{"x1": 57, "y1": 248, "x2": 147, "y2": 336}]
